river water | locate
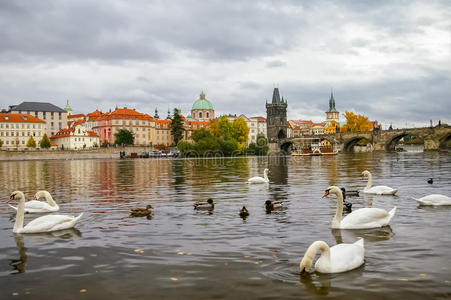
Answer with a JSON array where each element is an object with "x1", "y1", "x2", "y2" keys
[{"x1": 0, "y1": 152, "x2": 450, "y2": 299}]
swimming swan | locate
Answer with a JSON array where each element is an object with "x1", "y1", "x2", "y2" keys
[
  {"x1": 362, "y1": 170, "x2": 398, "y2": 195},
  {"x1": 8, "y1": 190, "x2": 59, "y2": 213},
  {"x1": 8, "y1": 191, "x2": 83, "y2": 234},
  {"x1": 299, "y1": 239, "x2": 364, "y2": 273},
  {"x1": 248, "y1": 168, "x2": 269, "y2": 184},
  {"x1": 323, "y1": 186, "x2": 396, "y2": 229},
  {"x1": 414, "y1": 194, "x2": 451, "y2": 206}
]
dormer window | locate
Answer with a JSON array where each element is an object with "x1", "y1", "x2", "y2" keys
[
  {"x1": 4, "y1": 116, "x2": 8, "y2": 120},
  {"x1": 23, "y1": 116, "x2": 28, "y2": 120}
]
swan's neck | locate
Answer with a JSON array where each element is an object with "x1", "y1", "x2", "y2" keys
[
  {"x1": 13, "y1": 195, "x2": 25, "y2": 233},
  {"x1": 263, "y1": 171, "x2": 268, "y2": 182},
  {"x1": 332, "y1": 190, "x2": 344, "y2": 228},
  {"x1": 300, "y1": 241, "x2": 331, "y2": 271},
  {"x1": 365, "y1": 173, "x2": 372, "y2": 190},
  {"x1": 44, "y1": 193, "x2": 57, "y2": 207}
]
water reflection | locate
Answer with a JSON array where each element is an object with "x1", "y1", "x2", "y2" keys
[
  {"x1": 10, "y1": 235, "x2": 27, "y2": 275},
  {"x1": 331, "y1": 227, "x2": 394, "y2": 244},
  {"x1": 299, "y1": 272, "x2": 331, "y2": 296}
]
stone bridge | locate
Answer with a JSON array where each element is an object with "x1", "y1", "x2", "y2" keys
[{"x1": 276, "y1": 127, "x2": 451, "y2": 153}]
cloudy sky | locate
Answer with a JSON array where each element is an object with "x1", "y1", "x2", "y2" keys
[{"x1": 1, "y1": 0, "x2": 450, "y2": 128}]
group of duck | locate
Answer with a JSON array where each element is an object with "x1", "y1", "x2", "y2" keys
[{"x1": 6, "y1": 168, "x2": 451, "y2": 276}]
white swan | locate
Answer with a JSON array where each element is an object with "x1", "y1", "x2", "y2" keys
[
  {"x1": 8, "y1": 190, "x2": 59, "y2": 213},
  {"x1": 299, "y1": 239, "x2": 364, "y2": 273},
  {"x1": 362, "y1": 170, "x2": 398, "y2": 195},
  {"x1": 8, "y1": 191, "x2": 83, "y2": 234},
  {"x1": 414, "y1": 194, "x2": 451, "y2": 206},
  {"x1": 248, "y1": 168, "x2": 269, "y2": 184},
  {"x1": 324, "y1": 186, "x2": 396, "y2": 229}
]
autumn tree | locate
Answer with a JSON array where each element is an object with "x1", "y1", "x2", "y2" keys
[
  {"x1": 232, "y1": 117, "x2": 250, "y2": 151},
  {"x1": 171, "y1": 109, "x2": 185, "y2": 146},
  {"x1": 341, "y1": 111, "x2": 372, "y2": 132},
  {"x1": 40, "y1": 134, "x2": 51, "y2": 148},
  {"x1": 26, "y1": 136, "x2": 36, "y2": 148}
]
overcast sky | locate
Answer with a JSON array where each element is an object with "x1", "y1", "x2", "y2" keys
[{"x1": 1, "y1": 0, "x2": 450, "y2": 128}]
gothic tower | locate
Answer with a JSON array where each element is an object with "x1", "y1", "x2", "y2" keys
[
  {"x1": 266, "y1": 87, "x2": 287, "y2": 143},
  {"x1": 325, "y1": 92, "x2": 339, "y2": 122}
]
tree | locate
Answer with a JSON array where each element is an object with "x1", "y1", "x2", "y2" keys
[
  {"x1": 217, "y1": 115, "x2": 234, "y2": 139},
  {"x1": 114, "y1": 129, "x2": 134, "y2": 145},
  {"x1": 40, "y1": 134, "x2": 51, "y2": 148},
  {"x1": 171, "y1": 109, "x2": 185, "y2": 146},
  {"x1": 101, "y1": 140, "x2": 110, "y2": 147},
  {"x1": 26, "y1": 136, "x2": 36, "y2": 148},
  {"x1": 247, "y1": 134, "x2": 269, "y2": 156},
  {"x1": 341, "y1": 111, "x2": 372, "y2": 132},
  {"x1": 232, "y1": 117, "x2": 249, "y2": 151}
]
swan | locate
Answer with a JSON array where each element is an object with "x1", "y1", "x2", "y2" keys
[
  {"x1": 8, "y1": 190, "x2": 59, "y2": 213},
  {"x1": 299, "y1": 239, "x2": 364, "y2": 274},
  {"x1": 248, "y1": 168, "x2": 269, "y2": 184},
  {"x1": 8, "y1": 191, "x2": 83, "y2": 234},
  {"x1": 362, "y1": 170, "x2": 398, "y2": 195},
  {"x1": 323, "y1": 186, "x2": 396, "y2": 229},
  {"x1": 194, "y1": 198, "x2": 214, "y2": 210},
  {"x1": 414, "y1": 194, "x2": 451, "y2": 206}
]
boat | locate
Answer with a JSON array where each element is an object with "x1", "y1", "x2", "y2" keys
[{"x1": 291, "y1": 138, "x2": 338, "y2": 156}]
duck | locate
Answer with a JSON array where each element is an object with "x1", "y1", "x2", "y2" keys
[
  {"x1": 194, "y1": 198, "x2": 214, "y2": 210},
  {"x1": 130, "y1": 205, "x2": 152, "y2": 217},
  {"x1": 299, "y1": 239, "x2": 364, "y2": 274},
  {"x1": 414, "y1": 194, "x2": 451, "y2": 206},
  {"x1": 362, "y1": 170, "x2": 398, "y2": 195},
  {"x1": 239, "y1": 206, "x2": 249, "y2": 218},
  {"x1": 427, "y1": 178, "x2": 433, "y2": 184},
  {"x1": 7, "y1": 191, "x2": 83, "y2": 234},
  {"x1": 339, "y1": 188, "x2": 353, "y2": 212},
  {"x1": 264, "y1": 200, "x2": 282, "y2": 212},
  {"x1": 248, "y1": 168, "x2": 270, "y2": 184},
  {"x1": 340, "y1": 187, "x2": 359, "y2": 197},
  {"x1": 8, "y1": 190, "x2": 59, "y2": 213},
  {"x1": 323, "y1": 186, "x2": 396, "y2": 229}
]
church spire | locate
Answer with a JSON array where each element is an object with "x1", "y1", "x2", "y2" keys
[
  {"x1": 272, "y1": 87, "x2": 281, "y2": 104},
  {"x1": 327, "y1": 91, "x2": 338, "y2": 113}
]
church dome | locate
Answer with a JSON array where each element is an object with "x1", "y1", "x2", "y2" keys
[{"x1": 192, "y1": 92, "x2": 214, "y2": 110}]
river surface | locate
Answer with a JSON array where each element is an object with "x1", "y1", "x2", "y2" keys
[{"x1": 0, "y1": 152, "x2": 450, "y2": 299}]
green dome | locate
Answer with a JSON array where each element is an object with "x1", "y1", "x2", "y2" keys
[
  {"x1": 191, "y1": 92, "x2": 214, "y2": 110},
  {"x1": 64, "y1": 100, "x2": 72, "y2": 111}
]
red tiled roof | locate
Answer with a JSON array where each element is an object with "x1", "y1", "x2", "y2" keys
[
  {"x1": 0, "y1": 113, "x2": 45, "y2": 123},
  {"x1": 250, "y1": 116, "x2": 266, "y2": 121},
  {"x1": 68, "y1": 114, "x2": 85, "y2": 119}
]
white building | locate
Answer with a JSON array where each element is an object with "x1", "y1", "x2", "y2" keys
[
  {"x1": 51, "y1": 123, "x2": 99, "y2": 150},
  {"x1": 0, "y1": 113, "x2": 46, "y2": 149}
]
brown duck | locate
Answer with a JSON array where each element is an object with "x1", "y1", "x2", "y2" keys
[{"x1": 130, "y1": 205, "x2": 152, "y2": 217}]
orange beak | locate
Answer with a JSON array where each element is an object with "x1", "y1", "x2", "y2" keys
[{"x1": 322, "y1": 190, "x2": 329, "y2": 198}]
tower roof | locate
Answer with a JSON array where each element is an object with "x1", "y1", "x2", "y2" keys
[
  {"x1": 272, "y1": 88, "x2": 282, "y2": 104},
  {"x1": 192, "y1": 92, "x2": 214, "y2": 110},
  {"x1": 327, "y1": 92, "x2": 338, "y2": 113}
]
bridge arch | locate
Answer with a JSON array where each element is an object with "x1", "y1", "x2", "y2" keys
[
  {"x1": 343, "y1": 137, "x2": 371, "y2": 152},
  {"x1": 439, "y1": 132, "x2": 451, "y2": 149},
  {"x1": 280, "y1": 141, "x2": 292, "y2": 153},
  {"x1": 385, "y1": 132, "x2": 424, "y2": 151}
]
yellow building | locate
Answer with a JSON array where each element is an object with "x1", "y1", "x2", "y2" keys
[{"x1": 0, "y1": 113, "x2": 46, "y2": 149}]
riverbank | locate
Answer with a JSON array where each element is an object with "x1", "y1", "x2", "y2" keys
[{"x1": 0, "y1": 146, "x2": 153, "y2": 161}]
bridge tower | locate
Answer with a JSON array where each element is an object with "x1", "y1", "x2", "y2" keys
[{"x1": 266, "y1": 87, "x2": 287, "y2": 143}]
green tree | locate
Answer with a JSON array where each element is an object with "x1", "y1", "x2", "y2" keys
[
  {"x1": 93, "y1": 142, "x2": 99, "y2": 147},
  {"x1": 101, "y1": 140, "x2": 110, "y2": 147},
  {"x1": 247, "y1": 134, "x2": 269, "y2": 156},
  {"x1": 217, "y1": 115, "x2": 234, "y2": 139},
  {"x1": 171, "y1": 109, "x2": 185, "y2": 146},
  {"x1": 26, "y1": 136, "x2": 36, "y2": 148},
  {"x1": 40, "y1": 134, "x2": 51, "y2": 148},
  {"x1": 114, "y1": 129, "x2": 134, "y2": 145}
]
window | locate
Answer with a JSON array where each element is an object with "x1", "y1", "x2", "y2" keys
[
  {"x1": 5, "y1": 116, "x2": 8, "y2": 120},
  {"x1": 206, "y1": 112, "x2": 209, "y2": 118},
  {"x1": 59, "y1": 122, "x2": 62, "y2": 129},
  {"x1": 51, "y1": 122, "x2": 54, "y2": 128},
  {"x1": 199, "y1": 112, "x2": 203, "y2": 119},
  {"x1": 51, "y1": 112, "x2": 54, "y2": 119},
  {"x1": 59, "y1": 112, "x2": 61, "y2": 120},
  {"x1": 22, "y1": 124, "x2": 24, "y2": 128},
  {"x1": 35, "y1": 112, "x2": 38, "y2": 117},
  {"x1": 43, "y1": 112, "x2": 46, "y2": 120}
]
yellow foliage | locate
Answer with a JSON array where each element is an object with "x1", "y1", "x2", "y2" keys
[{"x1": 342, "y1": 111, "x2": 372, "y2": 132}]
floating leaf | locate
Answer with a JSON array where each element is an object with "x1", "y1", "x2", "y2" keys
[
  {"x1": 186, "y1": 252, "x2": 192, "y2": 256},
  {"x1": 170, "y1": 277, "x2": 178, "y2": 281},
  {"x1": 244, "y1": 255, "x2": 251, "y2": 259},
  {"x1": 419, "y1": 274, "x2": 426, "y2": 277},
  {"x1": 400, "y1": 278, "x2": 408, "y2": 281},
  {"x1": 25, "y1": 292, "x2": 31, "y2": 295},
  {"x1": 134, "y1": 249, "x2": 144, "y2": 254},
  {"x1": 177, "y1": 252, "x2": 184, "y2": 255},
  {"x1": 80, "y1": 289, "x2": 87, "y2": 293},
  {"x1": 12, "y1": 292, "x2": 19, "y2": 296},
  {"x1": 224, "y1": 262, "x2": 229, "y2": 266}
]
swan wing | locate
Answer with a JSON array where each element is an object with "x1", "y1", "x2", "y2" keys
[
  {"x1": 22, "y1": 213, "x2": 83, "y2": 233},
  {"x1": 364, "y1": 186, "x2": 397, "y2": 195},
  {"x1": 415, "y1": 194, "x2": 451, "y2": 206},
  {"x1": 316, "y1": 241, "x2": 364, "y2": 273},
  {"x1": 341, "y1": 208, "x2": 393, "y2": 229},
  {"x1": 248, "y1": 176, "x2": 267, "y2": 183},
  {"x1": 24, "y1": 200, "x2": 59, "y2": 212}
]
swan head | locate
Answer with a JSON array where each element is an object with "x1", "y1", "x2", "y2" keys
[
  {"x1": 362, "y1": 170, "x2": 370, "y2": 177},
  {"x1": 299, "y1": 255, "x2": 313, "y2": 273},
  {"x1": 35, "y1": 190, "x2": 50, "y2": 200},
  {"x1": 322, "y1": 186, "x2": 342, "y2": 198},
  {"x1": 8, "y1": 191, "x2": 24, "y2": 203},
  {"x1": 146, "y1": 205, "x2": 153, "y2": 210},
  {"x1": 264, "y1": 168, "x2": 270, "y2": 175}
]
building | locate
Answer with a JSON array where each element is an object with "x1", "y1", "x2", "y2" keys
[
  {"x1": 191, "y1": 92, "x2": 215, "y2": 122},
  {"x1": 325, "y1": 92, "x2": 339, "y2": 123},
  {"x1": 10, "y1": 101, "x2": 69, "y2": 138},
  {"x1": 0, "y1": 113, "x2": 46, "y2": 149},
  {"x1": 51, "y1": 123, "x2": 99, "y2": 150},
  {"x1": 312, "y1": 122, "x2": 326, "y2": 135},
  {"x1": 266, "y1": 87, "x2": 287, "y2": 143},
  {"x1": 250, "y1": 116, "x2": 267, "y2": 140}
]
